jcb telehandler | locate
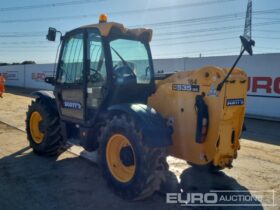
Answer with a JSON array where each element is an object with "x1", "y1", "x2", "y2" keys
[{"x1": 26, "y1": 14, "x2": 254, "y2": 200}]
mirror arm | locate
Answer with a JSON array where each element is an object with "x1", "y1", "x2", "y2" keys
[
  {"x1": 56, "y1": 30, "x2": 63, "y2": 41},
  {"x1": 216, "y1": 48, "x2": 246, "y2": 91}
]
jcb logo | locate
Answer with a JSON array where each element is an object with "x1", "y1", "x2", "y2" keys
[{"x1": 248, "y1": 76, "x2": 280, "y2": 94}]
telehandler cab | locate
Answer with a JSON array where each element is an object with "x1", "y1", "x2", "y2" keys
[{"x1": 26, "y1": 14, "x2": 254, "y2": 200}]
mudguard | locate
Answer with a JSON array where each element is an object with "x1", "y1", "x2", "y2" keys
[
  {"x1": 31, "y1": 91, "x2": 57, "y2": 112},
  {"x1": 107, "y1": 104, "x2": 172, "y2": 148}
]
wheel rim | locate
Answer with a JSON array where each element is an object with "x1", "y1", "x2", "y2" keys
[
  {"x1": 106, "y1": 134, "x2": 136, "y2": 183},
  {"x1": 30, "y1": 111, "x2": 44, "y2": 144}
]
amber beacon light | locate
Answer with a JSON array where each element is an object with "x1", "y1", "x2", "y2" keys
[{"x1": 99, "y1": 14, "x2": 108, "y2": 23}]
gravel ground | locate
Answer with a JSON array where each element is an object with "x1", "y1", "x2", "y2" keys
[{"x1": 0, "y1": 87, "x2": 279, "y2": 210}]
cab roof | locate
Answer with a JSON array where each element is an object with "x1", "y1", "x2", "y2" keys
[{"x1": 77, "y1": 22, "x2": 153, "y2": 42}]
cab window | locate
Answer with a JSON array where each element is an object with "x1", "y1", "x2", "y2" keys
[
  {"x1": 58, "y1": 33, "x2": 84, "y2": 84},
  {"x1": 88, "y1": 33, "x2": 106, "y2": 86},
  {"x1": 110, "y1": 39, "x2": 152, "y2": 85},
  {"x1": 86, "y1": 31, "x2": 107, "y2": 109}
]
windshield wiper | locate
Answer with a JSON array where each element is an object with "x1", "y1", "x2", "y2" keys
[{"x1": 111, "y1": 47, "x2": 128, "y2": 66}]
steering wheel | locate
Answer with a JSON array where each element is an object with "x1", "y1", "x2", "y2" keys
[
  {"x1": 114, "y1": 65, "x2": 135, "y2": 77},
  {"x1": 89, "y1": 68, "x2": 104, "y2": 83}
]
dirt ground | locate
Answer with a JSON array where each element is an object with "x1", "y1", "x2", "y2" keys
[{"x1": 0, "y1": 87, "x2": 279, "y2": 210}]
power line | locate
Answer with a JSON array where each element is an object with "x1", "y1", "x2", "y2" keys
[
  {"x1": 2, "y1": 32, "x2": 279, "y2": 48},
  {"x1": 0, "y1": 7, "x2": 279, "y2": 51},
  {"x1": 0, "y1": 6, "x2": 278, "y2": 30},
  {"x1": 153, "y1": 31, "x2": 240, "y2": 42},
  {"x1": 0, "y1": 1, "x2": 246, "y2": 24},
  {"x1": 130, "y1": 9, "x2": 280, "y2": 29},
  {"x1": 255, "y1": 17, "x2": 280, "y2": 21},
  {"x1": 0, "y1": 25, "x2": 241, "y2": 39},
  {"x1": 154, "y1": 45, "x2": 280, "y2": 56},
  {"x1": 0, "y1": 0, "x2": 105, "y2": 12},
  {"x1": 0, "y1": 11, "x2": 245, "y2": 24},
  {"x1": 0, "y1": 46, "x2": 54, "y2": 48},
  {"x1": 0, "y1": 2, "x2": 277, "y2": 44},
  {"x1": 132, "y1": 14, "x2": 244, "y2": 28},
  {"x1": 0, "y1": 34, "x2": 43, "y2": 38},
  {"x1": 1, "y1": 27, "x2": 277, "y2": 39},
  {"x1": 255, "y1": 36, "x2": 280, "y2": 40},
  {"x1": 1, "y1": 22, "x2": 279, "y2": 46},
  {"x1": 0, "y1": 29, "x2": 267, "y2": 45},
  {"x1": 152, "y1": 20, "x2": 280, "y2": 37},
  {"x1": 1, "y1": 15, "x2": 279, "y2": 39},
  {"x1": 0, "y1": 0, "x2": 236, "y2": 13},
  {"x1": 154, "y1": 50, "x2": 279, "y2": 59},
  {"x1": 151, "y1": 21, "x2": 280, "y2": 46},
  {"x1": 151, "y1": 37, "x2": 235, "y2": 47},
  {"x1": 255, "y1": 29, "x2": 280, "y2": 33},
  {"x1": 154, "y1": 28, "x2": 279, "y2": 40},
  {"x1": 0, "y1": 41, "x2": 45, "y2": 45},
  {"x1": 0, "y1": 2, "x2": 279, "y2": 53},
  {"x1": 153, "y1": 47, "x2": 239, "y2": 56},
  {"x1": 257, "y1": 46, "x2": 280, "y2": 51},
  {"x1": 1, "y1": 20, "x2": 279, "y2": 47}
]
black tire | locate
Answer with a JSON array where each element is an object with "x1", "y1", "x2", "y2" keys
[
  {"x1": 98, "y1": 114, "x2": 167, "y2": 200},
  {"x1": 26, "y1": 98, "x2": 64, "y2": 156}
]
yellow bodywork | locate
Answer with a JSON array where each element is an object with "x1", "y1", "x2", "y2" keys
[
  {"x1": 75, "y1": 20, "x2": 247, "y2": 169},
  {"x1": 148, "y1": 66, "x2": 247, "y2": 169}
]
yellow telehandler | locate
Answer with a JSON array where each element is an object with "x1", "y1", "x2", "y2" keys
[{"x1": 26, "y1": 14, "x2": 254, "y2": 200}]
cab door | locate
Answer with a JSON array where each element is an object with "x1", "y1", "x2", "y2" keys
[
  {"x1": 85, "y1": 30, "x2": 108, "y2": 120},
  {"x1": 54, "y1": 30, "x2": 86, "y2": 122}
]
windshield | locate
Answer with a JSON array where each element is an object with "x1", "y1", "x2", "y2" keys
[{"x1": 110, "y1": 39, "x2": 152, "y2": 84}]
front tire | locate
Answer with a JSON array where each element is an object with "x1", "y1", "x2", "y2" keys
[
  {"x1": 98, "y1": 114, "x2": 167, "y2": 200},
  {"x1": 26, "y1": 98, "x2": 64, "y2": 156}
]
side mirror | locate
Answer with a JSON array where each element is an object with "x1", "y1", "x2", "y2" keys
[
  {"x1": 45, "y1": 76, "x2": 56, "y2": 85},
  {"x1": 217, "y1": 36, "x2": 256, "y2": 91},
  {"x1": 46, "y1": 27, "x2": 57, "y2": 41},
  {"x1": 240, "y1": 36, "x2": 255, "y2": 56}
]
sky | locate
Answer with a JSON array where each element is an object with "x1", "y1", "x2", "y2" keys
[{"x1": 0, "y1": 0, "x2": 279, "y2": 64}]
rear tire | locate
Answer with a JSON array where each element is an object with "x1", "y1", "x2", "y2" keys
[
  {"x1": 26, "y1": 98, "x2": 64, "y2": 156},
  {"x1": 98, "y1": 114, "x2": 167, "y2": 200}
]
